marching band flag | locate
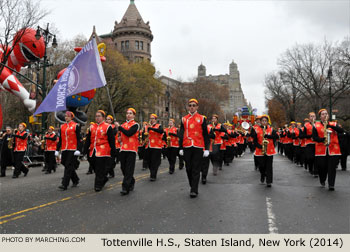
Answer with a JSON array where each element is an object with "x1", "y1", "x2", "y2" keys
[{"x1": 34, "y1": 38, "x2": 106, "y2": 115}]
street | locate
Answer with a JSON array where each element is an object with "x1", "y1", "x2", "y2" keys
[{"x1": 0, "y1": 152, "x2": 349, "y2": 234}]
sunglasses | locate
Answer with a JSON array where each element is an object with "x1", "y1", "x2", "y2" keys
[{"x1": 188, "y1": 104, "x2": 197, "y2": 107}]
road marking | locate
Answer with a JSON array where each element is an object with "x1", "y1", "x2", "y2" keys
[
  {"x1": 266, "y1": 197, "x2": 278, "y2": 234},
  {"x1": 0, "y1": 168, "x2": 168, "y2": 225},
  {"x1": 0, "y1": 215, "x2": 26, "y2": 225}
]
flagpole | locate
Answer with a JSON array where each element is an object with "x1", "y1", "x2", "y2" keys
[{"x1": 105, "y1": 85, "x2": 116, "y2": 119}]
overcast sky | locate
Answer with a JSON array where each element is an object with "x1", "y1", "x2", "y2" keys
[{"x1": 39, "y1": 0, "x2": 350, "y2": 114}]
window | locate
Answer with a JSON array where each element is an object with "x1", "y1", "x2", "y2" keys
[
  {"x1": 114, "y1": 42, "x2": 117, "y2": 48},
  {"x1": 140, "y1": 41, "x2": 143, "y2": 50},
  {"x1": 147, "y1": 43, "x2": 150, "y2": 52},
  {"x1": 135, "y1": 41, "x2": 139, "y2": 50},
  {"x1": 125, "y1": 40, "x2": 129, "y2": 49},
  {"x1": 121, "y1": 41, "x2": 125, "y2": 50}
]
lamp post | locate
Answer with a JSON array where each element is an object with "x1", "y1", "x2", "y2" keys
[
  {"x1": 35, "y1": 23, "x2": 57, "y2": 133},
  {"x1": 327, "y1": 66, "x2": 333, "y2": 121},
  {"x1": 166, "y1": 78, "x2": 170, "y2": 123}
]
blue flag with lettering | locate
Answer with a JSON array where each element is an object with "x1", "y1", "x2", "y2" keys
[{"x1": 34, "y1": 38, "x2": 106, "y2": 115}]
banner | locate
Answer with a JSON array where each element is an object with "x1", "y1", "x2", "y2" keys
[{"x1": 34, "y1": 38, "x2": 106, "y2": 115}]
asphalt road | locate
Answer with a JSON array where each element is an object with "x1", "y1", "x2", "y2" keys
[{"x1": 0, "y1": 152, "x2": 349, "y2": 234}]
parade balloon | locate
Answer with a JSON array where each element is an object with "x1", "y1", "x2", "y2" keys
[{"x1": 0, "y1": 28, "x2": 45, "y2": 128}]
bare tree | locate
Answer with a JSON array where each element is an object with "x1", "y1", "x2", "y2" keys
[{"x1": 265, "y1": 38, "x2": 350, "y2": 128}]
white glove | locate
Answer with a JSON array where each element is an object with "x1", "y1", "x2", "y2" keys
[
  {"x1": 74, "y1": 150, "x2": 81, "y2": 156},
  {"x1": 179, "y1": 149, "x2": 184, "y2": 156},
  {"x1": 203, "y1": 150, "x2": 210, "y2": 157},
  {"x1": 55, "y1": 151, "x2": 59, "y2": 157}
]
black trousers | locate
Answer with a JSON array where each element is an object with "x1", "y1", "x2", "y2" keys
[
  {"x1": 300, "y1": 146, "x2": 306, "y2": 167},
  {"x1": 148, "y1": 148, "x2": 162, "y2": 179},
  {"x1": 44, "y1": 151, "x2": 55, "y2": 173},
  {"x1": 167, "y1": 147, "x2": 179, "y2": 172},
  {"x1": 106, "y1": 156, "x2": 116, "y2": 177},
  {"x1": 201, "y1": 155, "x2": 210, "y2": 180},
  {"x1": 305, "y1": 144, "x2": 316, "y2": 175},
  {"x1": 284, "y1": 143, "x2": 293, "y2": 161},
  {"x1": 120, "y1": 151, "x2": 136, "y2": 191},
  {"x1": 254, "y1": 155, "x2": 259, "y2": 169},
  {"x1": 142, "y1": 147, "x2": 149, "y2": 169},
  {"x1": 1, "y1": 150, "x2": 13, "y2": 176},
  {"x1": 340, "y1": 154, "x2": 348, "y2": 170},
  {"x1": 13, "y1": 151, "x2": 28, "y2": 177},
  {"x1": 315, "y1": 154, "x2": 339, "y2": 187},
  {"x1": 184, "y1": 147, "x2": 203, "y2": 194},
  {"x1": 256, "y1": 155, "x2": 273, "y2": 184},
  {"x1": 210, "y1": 144, "x2": 221, "y2": 171},
  {"x1": 91, "y1": 154, "x2": 109, "y2": 189},
  {"x1": 224, "y1": 146, "x2": 233, "y2": 164},
  {"x1": 294, "y1": 146, "x2": 300, "y2": 164},
  {"x1": 87, "y1": 155, "x2": 95, "y2": 173},
  {"x1": 61, "y1": 151, "x2": 79, "y2": 187},
  {"x1": 138, "y1": 146, "x2": 144, "y2": 160},
  {"x1": 178, "y1": 154, "x2": 184, "y2": 169}
]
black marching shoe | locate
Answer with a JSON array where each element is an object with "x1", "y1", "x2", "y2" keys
[
  {"x1": 95, "y1": 187, "x2": 102, "y2": 192},
  {"x1": 190, "y1": 192, "x2": 198, "y2": 198},
  {"x1": 260, "y1": 176, "x2": 265, "y2": 184},
  {"x1": 201, "y1": 178, "x2": 207, "y2": 185},
  {"x1": 150, "y1": 177, "x2": 156, "y2": 181},
  {"x1": 12, "y1": 175, "x2": 18, "y2": 179},
  {"x1": 72, "y1": 182, "x2": 79, "y2": 188},
  {"x1": 58, "y1": 185, "x2": 67, "y2": 191},
  {"x1": 0, "y1": 174, "x2": 6, "y2": 177},
  {"x1": 169, "y1": 170, "x2": 174, "y2": 174},
  {"x1": 23, "y1": 170, "x2": 28, "y2": 177},
  {"x1": 266, "y1": 183, "x2": 272, "y2": 188},
  {"x1": 328, "y1": 186, "x2": 335, "y2": 191},
  {"x1": 120, "y1": 189, "x2": 129, "y2": 196}
]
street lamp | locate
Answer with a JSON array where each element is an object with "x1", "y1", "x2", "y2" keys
[
  {"x1": 35, "y1": 23, "x2": 57, "y2": 133},
  {"x1": 327, "y1": 66, "x2": 333, "y2": 121}
]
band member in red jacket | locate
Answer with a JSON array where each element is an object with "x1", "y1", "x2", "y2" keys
[
  {"x1": 145, "y1": 114, "x2": 164, "y2": 181},
  {"x1": 12, "y1": 122, "x2": 29, "y2": 178},
  {"x1": 251, "y1": 115, "x2": 278, "y2": 187},
  {"x1": 312, "y1": 109, "x2": 344, "y2": 191},
  {"x1": 85, "y1": 110, "x2": 116, "y2": 192},
  {"x1": 43, "y1": 126, "x2": 57, "y2": 174},
  {"x1": 56, "y1": 111, "x2": 81, "y2": 190},
  {"x1": 164, "y1": 118, "x2": 180, "y2": 174},
  {"x1": 303, "y1": 112, "x2": 317, "y2": 176},
  {"x1": 115, "y1": 108, "x2": 140, "y2": 195},
  {"x1": 179, "y1": 98, "x2": 210, "y2": 198}
]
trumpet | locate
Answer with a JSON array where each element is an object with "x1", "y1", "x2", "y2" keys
[{"x1": 262, "y1": 126, "x2": 269, "y2": 155}]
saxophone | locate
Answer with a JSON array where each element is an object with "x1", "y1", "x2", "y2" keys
[
  {"x1": 143, "y1": 123, "x2": 150, "y2": 146},
  {"x1": 262, "y1": 126, "x2": 269, "y2": 155},
  {"x1": 166, "y1": 128, "x2": 171, "y2": 147},
  {"x1": 8, "y1": 135, "x2": 14, "y2": 149},
  {"x1": 324, "y1": 120, "x2": 331, "y2": 146}
]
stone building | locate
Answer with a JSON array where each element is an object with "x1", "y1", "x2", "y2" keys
[
  {"x1": 197, "y1": 60, "x2": 250, "y2": 117},
  {"x1": 99, "y1": 0, "x2": 153, "y2": 62}
]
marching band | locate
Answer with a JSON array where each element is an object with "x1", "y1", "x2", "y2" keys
[{"x1": 0, "y1": 103, "x2": 349, "y2": 196}]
